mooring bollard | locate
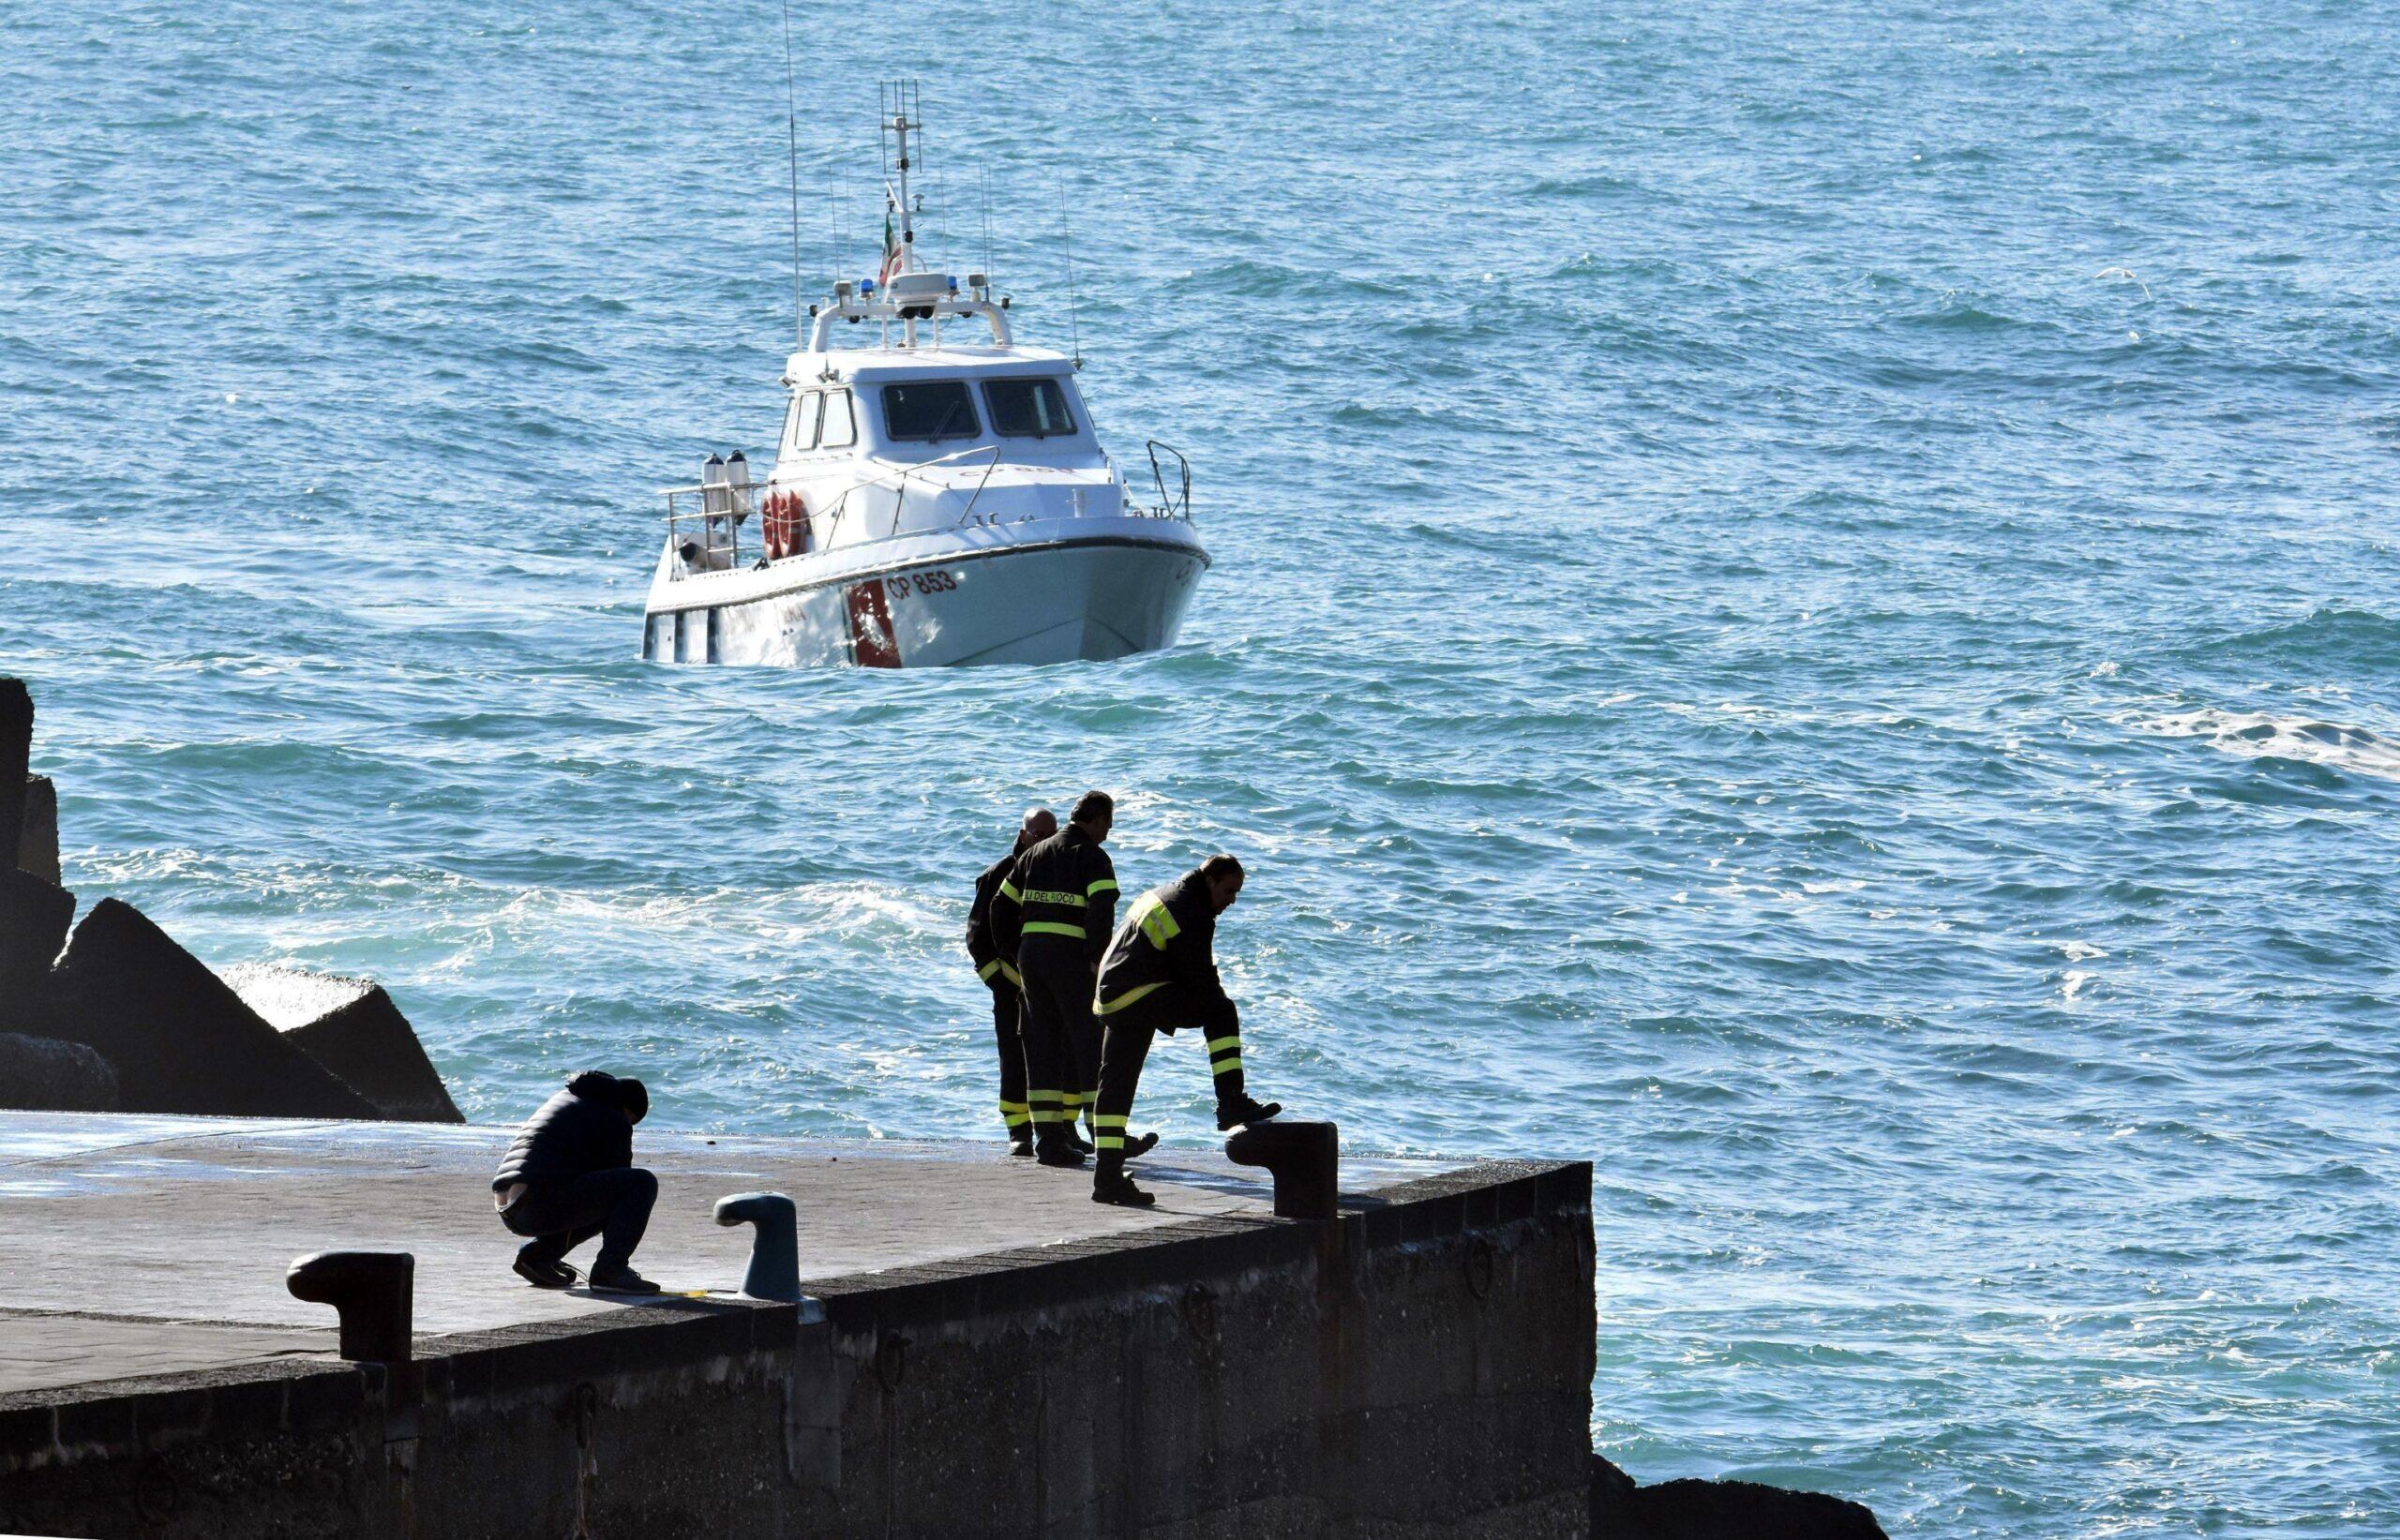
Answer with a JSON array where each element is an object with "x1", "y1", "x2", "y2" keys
[
  {"x1": 713, "y1": 1191, "x2": 802, "y2": 1301},
  {"x1": 1224, "y1": 1119, "x2": 1340, "y2": 1220},
  {"x1": 286, "y1": 1249, "x2": 414, "y2": 1362}
]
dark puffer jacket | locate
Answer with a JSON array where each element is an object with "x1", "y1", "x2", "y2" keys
[{"x1": 491, "y1": 1071, "x2": 636, "y2": 1192}]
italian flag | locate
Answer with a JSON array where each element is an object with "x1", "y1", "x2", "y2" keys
[{"x1": 878, "y1": 208, "x2": 904, "y2": 284}]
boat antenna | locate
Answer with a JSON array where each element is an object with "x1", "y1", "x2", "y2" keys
[
  {"x1": 980, "y1": 168, "x2": 996, "y2": 291},
  {"x1": 777, "y1": 0, "x2": 804, "y2": 349},
  {"x1": 1058, "y1": 172, "x2": 1082, "y2": 370}
]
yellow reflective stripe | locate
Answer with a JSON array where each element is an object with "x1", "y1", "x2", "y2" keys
[
  {"x1": 998, "y1": 879, "x2": 1023, "y2": 902},
  {"x1": 977, "y1": 959, "x2": 1002, "y2": 981},
  {"x1": 1023, "y1": 921, "x2": 1087, "y2": 939},
  {"x1": 999, "y1": 1101, "x2": 1029, "y2": 1127},
  {"x1": 1023, "y1": 889, "x2": 1087, "y2": 907},
  {"x1": 1096, "y1": 979, "x2": 1169, "y2": 1016},
  {"x1": 1095, "y1": 1135, "x2": 1125, "y2": 1149},
  {"x1": 998, "y1": 962, "x2": 1022, "y2": 987},
  {"x1": 1087, "y1": 877, "x2": 1118, "y2": 896},
  {"x1": 1204, "y1": 1035, "x2": 1241, "y2": 1054},
  {"x1": 1210, "y1": 1054, "x2": 1242, "y2": 1073},
  {"x1": 1092, "y1": 1114, "x2": 1130, "y2": 1129},
  {"x1": 1133, "y1": 894, "x2": 1181, "y2": 950}
]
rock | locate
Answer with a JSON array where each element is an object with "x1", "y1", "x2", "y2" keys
[
  {"x1": 0, "y1": 1032, "x2": 119, "y2": 1112},
  {"x1": 0, "y1": 868, "x2": 73, "y2": 1001},
  {"x1": 19, "y1": 775, "x2": 58, "y2": 884},
  {"x1": 1591, "y1": 1455, "x2": 1888, "y2": 1540},
  {"x1": 0, "y1": 678, "x2": 27, "y2": 859},
  {"x1": 221, "y1": 964, "x2": 463, "y2": 1124},
  {"x1": 43, "y1": 899, "x2": 381, "y2": 1120}
]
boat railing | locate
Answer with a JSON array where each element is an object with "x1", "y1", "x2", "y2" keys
[
  {"x1": 656, "y1": 442, "x2": 1186, "y2": 580},
  {"x1": 659, "y1": 479, "x2": 765, "y2": 573},
  {"x1": 1145, "y1": 440, "x2": 1192, "y2": 521}
]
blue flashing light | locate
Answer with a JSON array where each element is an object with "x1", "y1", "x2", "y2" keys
[
  {"x1": 947, "y1": 276, "x2": 959, "y2": 292},
  {"x1": 861, "y1": 278, "x2": 877, "y2": 295}
]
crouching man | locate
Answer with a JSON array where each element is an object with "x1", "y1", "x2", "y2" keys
[
  {"x1": 492, "y1": 1070, "x2": 661, "y2": 1294},
  {"x1": 1088, "y1": 855, "x2": 1282, "y2": 1206}
]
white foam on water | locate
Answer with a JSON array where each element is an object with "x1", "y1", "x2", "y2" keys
[{"x1": 2127, "y1": 708, "x2": 2400, "y2": 782}]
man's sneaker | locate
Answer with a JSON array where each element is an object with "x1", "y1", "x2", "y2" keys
[
  {"x1": 1120, "y1": 1130, "x2": 1161, "y2": 1162},
  {"x1": 513, "y1": 1251, "x2": 577, "y2": 1290},
  {"x1": 1008, "y1": 1129, "x2": 1035, "y2": 1158},
  {"x1": 1091, "y1": 1168, "x2": 1156, "y2": 1207},
  {"x1": 586, "y1": 1263, "x2": 662, "y2": 1295},
  {"x1": 1215, "y1": 1096, "x2": 1282, "y2": 1131}
]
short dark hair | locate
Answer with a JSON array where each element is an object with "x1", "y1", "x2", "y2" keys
[
  {"x1": 1071, "y1": 789, "x2": 1113, "y2": 825},
  {"x1": 1200, "y1": 854, "x2": 1244, "y2": 884},
  {"x1": 617, "y1": 1078, "x2": 650, "y2": 1124}
]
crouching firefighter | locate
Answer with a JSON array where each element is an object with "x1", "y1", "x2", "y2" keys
[
  {"x1": 990, "y1": 789, "x2": 1119, "y2": 1167},
  {"x1": 968, "y1": 805, "x2": 1057, "y2": 1156},
  {"x1": 1087, "y1": 854, "x2": 1282, "y2": 1206}
]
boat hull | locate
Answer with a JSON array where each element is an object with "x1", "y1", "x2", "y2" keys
[{"x1": 642, "y1": 531, "x2": 1208, "y2": 668}]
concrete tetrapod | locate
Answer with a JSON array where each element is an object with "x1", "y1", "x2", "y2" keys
[
  {"x1": 1224, "y1": 1118, "x2": 1340, "y2": 1219},
  {"x1": 286, "y1": 1249, "x2": 414, "y2": 1362},
  {"x1": 713, "y1": 1190, "x2": 802, "y2": 1301},
  {"x1": 16, "y1": 776, "x2": 56, "y2": 886},
  {"x1": 0, "y1": 678, "x2": 28, "y2": 853}
]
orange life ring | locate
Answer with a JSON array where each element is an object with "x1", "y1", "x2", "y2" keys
[{"x1": 763, "y1": 489, "x2": 809, "y2": 560}]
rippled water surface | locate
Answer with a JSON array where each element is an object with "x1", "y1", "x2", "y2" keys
[{"x1": 6, "y1": 3, "x2": 2398, "y2": 1533}]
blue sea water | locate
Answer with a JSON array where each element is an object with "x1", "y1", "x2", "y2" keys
[{"x1": 5, "y1": 1, "x2": 2398, "y2": 1531}]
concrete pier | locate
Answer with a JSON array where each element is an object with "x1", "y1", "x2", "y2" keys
[{"x1": 0, "y1": 1114, "x2": 1595, "y2": 1538}]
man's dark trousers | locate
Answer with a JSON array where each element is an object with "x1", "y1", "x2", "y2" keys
[{"x1": 502, "y1": 1167, "x2": 658, "y2": 1270}]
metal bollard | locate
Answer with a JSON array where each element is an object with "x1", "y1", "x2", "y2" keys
[
  {"x1": 713, "y1": 1191, "x2": 802, "y2": 1301},
  {"x1": 287, "y1": 1250, "x2": 414, "y2": 1362},
  {"x1": 1224, "y1": 1119, "x2": 1340, "y2": 1220}
]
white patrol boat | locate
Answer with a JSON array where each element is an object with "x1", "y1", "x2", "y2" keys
[{"x1": 641, "y1": 92, "x2": 1208, "y2": 668}]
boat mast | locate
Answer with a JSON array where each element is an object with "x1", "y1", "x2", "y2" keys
[{"x1": 881, "y1": 81, "x2": 924, "y2": 344}]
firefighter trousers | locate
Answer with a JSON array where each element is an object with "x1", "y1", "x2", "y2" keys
[
  {"x1": 1091, "y1": 985, "x2": 1245, "y2": 1154},
  {"x1": 1017, "y1": 941, "x2": 1100, "y2": 1135},
  {"x1": 985, "y1": 976, "x2": 1028, "y2": 1137}
]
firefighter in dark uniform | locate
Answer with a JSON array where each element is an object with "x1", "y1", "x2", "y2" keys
[
  {"x1": 967, "y1": 805, "x2": 1056, "y2": 1157},
  {"x1": 989, "y1": 789, "x2": 1120, "y2": 1167},
  {"x1": 1087, "y1": 854, "x2": 1282, "y2": 1206}
]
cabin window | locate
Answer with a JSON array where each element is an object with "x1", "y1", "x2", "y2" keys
[
  {"x1": 821, "y1": 390, "x2": 858, "y2": 449},
  {"x1": 881, "y1": 381, "x2": 979, "y2": 441},
  {"x1": 982, "y1": 378, "x2": 1077, "y2": 438},
  {"x1": 782, "y1": 392, "x2": 821, "y2": 456}
]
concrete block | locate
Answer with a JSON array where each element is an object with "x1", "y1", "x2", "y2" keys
[
  {"x1": 44, "y1": 899, "x2": 381, "y2": 1120},
  {"x1": 15, "y1": 777, "x2": 55, "y2": 886},
  {"x1": 0, "y1": 679, "x2": 26, "y2": 857},
  {"x1": 0, "y1": 868, "x2": 72, "y2": 1002},
  {"x1": 220, "y1": 963, "x2": 463, "y2": 1124},
  {"x1": 0, "y1": 1033, "x2": 118, "y2": 1112}
]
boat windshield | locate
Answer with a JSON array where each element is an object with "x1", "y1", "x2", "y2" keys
[
  {"x1": 882, "y1": 381, "x2": 981, "y2": 442},
  {"x1": 982, "y1": 378, "x2": 1077, "y2": 438}
]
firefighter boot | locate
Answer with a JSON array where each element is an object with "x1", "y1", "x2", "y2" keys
[
  {"x1": 1216, "y1": 1094, "x2": 1282, "y2": 1131},
  {"x1": 1009, "y1": 1127, "x2": 1035, "y2": 1158},
  {"x1": 1091, "y1": 1154, "x2": 1155, "y2": 1208},
  {"x1": 1035, "y1": 1125, "x2": 1087, "y2": 1169}
]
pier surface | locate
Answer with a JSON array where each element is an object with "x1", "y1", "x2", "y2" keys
[{"x1": 0, "y1": 1112, "x2": 1450, "y2": 1395}]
